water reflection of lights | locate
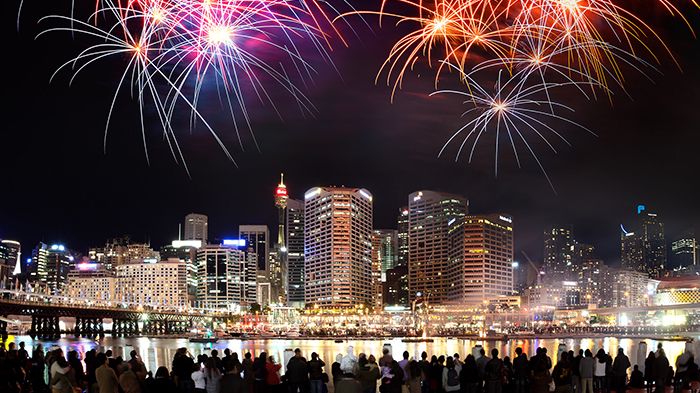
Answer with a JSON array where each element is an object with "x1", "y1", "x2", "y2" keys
[{"x1": 8, "y1": 335, "x2": 699, "y2": 382}]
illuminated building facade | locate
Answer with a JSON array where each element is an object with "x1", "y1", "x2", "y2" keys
[
  {"x1": 397, "y1": 207, "x2": 409, "y2": 266},
  {"x1": 196, "y1": 243, "x2": 257, "y2": 309},
  {"x1": 0, "y1": 239, "x2": 21, "y2": 286},
  {"x1": 654, "y1": 277, "x2": 700, "y2": 305},
  {"x1": 126, "y1": 243, "x2": 159, "y2": 263},
  {"x1": 577, "y1": 259, "x2": 608, "y2": 306},
  {"x1": 184, "y1": 213, "x2": 208, "y2": 244},
  {"x1": 407, "y1": 191, "x2": 468, "y2": 305},
  {"x1": 304, "y1": 187, "x2": 373, "y2": 308},
  {"x1": 161, "y1": 240, "x2": 202, "y2": 305},
  {"x1": 621, "y1": 205, "x2": 667, "y2": 277},
  {"x1": 543, "y1": 225, "x2": 574, "y2": 281},
  {"x1": 448, "y1": 214, "x2": 514, "y2": 305},
  {"x1": 370, "y1": 229, "x2": 399, "y2": 308},
  {"x1": 286, "y1": 198, "x2": 305, "y2": 307},
  {"x1": 239, "y1": 225, "x2": 270, "y2": 271},
  {"x1": 29, "y1": 242, "x2": 49, "y2": 286},
  {"x1": 115, "y1": 260, "x2": 187, "y2": 307},
  {"x1": 609, "y1": 268, "x2": 658, "y2": 308},
  {"x1": 65, "y1": 263, "x2": 116, "y2": 301},
  {"x1": 43, "y1": 244, "x2": 73, "y2": 295}
]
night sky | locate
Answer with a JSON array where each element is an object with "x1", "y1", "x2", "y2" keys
[{"x1": 1, "y1": 0, "x2": 699, "y2": 264}]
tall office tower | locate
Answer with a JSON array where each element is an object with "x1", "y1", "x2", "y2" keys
[
  {"x1": 286, "y1": 198, "x2": 305, "y2": 307},
  {"x1": 543, "y1": 225, "x2": 574, "y2": 281},
  {"x1": 29, "y1": 243, "x2": 49, "y2": 286},
  {"x1": 115, "y1": 260, "x2": 188, "y2": 307},
  {"x1": 621, "y1": 205, "x2": 667, "y2": 277},
  {"x1": 407, "y1": 190, "x2": 468, "y2": 304},
  {"x1": 447, "y1": 214, "x2": 514, "y2": 304},
  {"x1": 239, "y1": 225, "x2": 271, "y2": 305},
  {"x1": 239, "y1": 225, "x2": 270, "y2": 271},
  {"x1": 304, "y1": 187, "x2": 373, "y2": 308},
  {"x1": 371, "y1": 233, "x2": 383, "y2": 309},
  {"x1": 373, "y1": 230, "x2": 399, "y2": 277},
  {"x1": 184, "y1": 213, "x2": 209, "y2": 244},
  {"x1": 383, "y1": 265, "x2": 409, "y2": 307},
  {"x1": 0, "y1": 239, "x2": 21, "y2": 286},
  {"x1": 671, "y1": 230, "x2": 698, "y2": 270},
  {"x1": 196, "y1": 243, "x2": 257, "y2": 309},
  {"x1": 45, "y1": 244, "x2": 73, "y2": 295},
  {"x1": 267, "y1": 249, "x2": 285, "y2": 304},
  {"x1": 161, "y1": 239, "x2": 202, "y2": 305},
  {"x1": 397, "y1": 207, "x2": 409, "y2": 266}
]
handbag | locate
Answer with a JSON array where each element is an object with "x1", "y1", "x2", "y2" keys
[{"x1": 321, "y1": 372, "x2": 330, "y2": 383}]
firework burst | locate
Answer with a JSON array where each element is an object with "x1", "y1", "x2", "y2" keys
[{"x1": 30, "y1": 0, "x2": 353, "y2": 172}]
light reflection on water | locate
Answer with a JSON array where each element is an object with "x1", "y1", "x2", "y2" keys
[{"x1": 7, "y1": 335, "x2": 698, "y2": 376}]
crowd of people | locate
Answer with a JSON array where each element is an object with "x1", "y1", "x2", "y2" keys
[{"x1": 0, "y1": 341, "x2": 698, "y2": 393}]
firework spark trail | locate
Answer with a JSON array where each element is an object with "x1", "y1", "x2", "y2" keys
[
  {"x1": 432, "y1": 66, "x2": 597, "y2": 190},
  {"x1": 34, "y1": 0, "x2": 350, "y2": 172}
]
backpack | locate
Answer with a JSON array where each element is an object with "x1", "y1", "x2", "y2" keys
[{"x1": 447, "y1": 368, "x2": 460, "y2": 387}]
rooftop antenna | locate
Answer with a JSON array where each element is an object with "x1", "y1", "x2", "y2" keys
[{"x1": 178, "y1": 223, "x2": 182, "y2": 241}]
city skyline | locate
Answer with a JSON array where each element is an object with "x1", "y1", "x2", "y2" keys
[
  {"x1": 1, "y1": 2, "x2": 700, "y2": 270},
  {"x1": 1, "y1": 178, "x2": 697, "y2": 268}
]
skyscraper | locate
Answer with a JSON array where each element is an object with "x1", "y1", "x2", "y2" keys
[
  {"x1": 46, "y1": 244, "x2": 73, "y2": 295},
  {"x1": 448, "y1": 214, "x2": 514, "y2": 304},
  {"x1": 304, "y1": 187, "x2": 373, "y2": 308},
  {"x1": 161, "y1": 239, "x2": 202, "y2": 305},
  {"x1": 397, "y1": 207, "x2": 409, "y2": 266},
  {"x1": 671, "y1": 230, "x2": 698, "y2": 270},
  {"x1": 621, "y1": 205, "x2": 667, "y2": 277},
  {"x1": 239, "y1": 225, "x2": 270, "y2": 271},
  {"x1": 196, "y1": 243, "x2": 257, "y2": 309},
  {"x1": 407, "y1": 190, "x2": 468, "y2": 305},
  {"x1": 373, "y1": 229, "x2": 399, "y2": 277},
  {"x1": 286, "y1": 198, "x2": 305, "y2": 307},
  {"x1": 29, "y1": 242, "x2": 48, "y2": 286},
  {"x1": 184, "y1": 213, "x2": 208, "y2": 244},
  {"x1": 543, "y1": 225, "x2": 574, "y2": 280},
  {"x1": 0, "y1": 239, "x2": 21, "y2": 286}
]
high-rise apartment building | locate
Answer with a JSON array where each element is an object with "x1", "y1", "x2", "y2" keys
[
  {"x1": 448, "y1": 214, "x2": 514, "y2": 304},
  {"x1": 184, "y1": 213, "x2": 208, "y2": 244},
  {"x1": 196, "y1": 243, "x2": 257, "y2": 309},
  {"x1": 286, "y1": 198, "x2": 305, "y2": 307},
  {"x1": 397, "y1": 207, "x2": 409, "y2": 266},
  {"x1": 407, "y1": 190, "x2": 468, "y2": 304},
  {"x1": 304, "y1": 187, "x2": 373, "y2": 308},
  {"x1": 543, "y1": 225, "x2": 574, "y2": 280},
  {"x1": 621, "y1": 205, "x2": 667, "y2": 277}
]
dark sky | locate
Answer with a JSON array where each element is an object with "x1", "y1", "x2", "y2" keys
[{"x1": 1, "y1": 0, "x2": 699, "y2": 264}]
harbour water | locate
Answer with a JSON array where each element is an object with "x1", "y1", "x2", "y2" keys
[{"x1": 5, "y1": 334, "x2": 698, "y2": 376}]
